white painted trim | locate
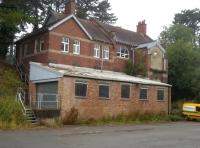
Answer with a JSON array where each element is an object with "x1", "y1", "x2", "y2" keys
[
  {"x1": 48, "y1": 14, "x2": 93, "y2": 40},
  {"x1": 33, "y1": 78, "x2": 60, "y2": 83}
]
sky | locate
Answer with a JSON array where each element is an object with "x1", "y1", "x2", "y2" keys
[{"x1": 109, "y1": 0, "x2": 200, "y2": 40}]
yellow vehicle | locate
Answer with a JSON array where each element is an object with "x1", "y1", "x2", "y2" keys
[{"x1": 182, "y1": 103, "x2": 200, "y2": 120}]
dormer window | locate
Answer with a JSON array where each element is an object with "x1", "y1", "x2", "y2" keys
[
  {"x1": 73, "y1": 40, "x2": 80, "y2": 55},
  {"x1": 61, "y1": 37, "x2": 69, "y2": 52},
  {"x1": 117, "y1": 46, "x2": 129, "y2": 59}
]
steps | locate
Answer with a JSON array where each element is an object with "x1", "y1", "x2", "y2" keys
[{"x1": 25, "y1": 108, "x2": 38, "y2": 124}]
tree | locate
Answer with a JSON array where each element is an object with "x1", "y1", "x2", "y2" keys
[
  {"x1": 0, "y1": 0, "x2": 31, "y2": 58},
  {"x1": 94, "y1": 0, "x2": 117, "y2": 24},
  {"x1": 173, "y1": 9, "x2": 200, "y2": 48},
  {"x1": 159, "y1": 24, "x2": 200, "y2": 101},
  {"x1": 159, "y1": 24, "x2": 194, "y2": 49}
]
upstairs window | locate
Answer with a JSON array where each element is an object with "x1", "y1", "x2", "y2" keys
[
  {"x1": 117, "y1": 46, "x2": 129, "y2": 59},
  {"x1": 102, "y1": 46, "x2": 109, "y2": 60},
  {"x1": 140, "y1": 87, "x2": 148, "y2": 100},
  {"x1": 40, "y1": 40, "x2": 45, "y2": 51},
  {"x1": 99, "y1": 82, "x2": 109, "y2": 98},
  {"x1": 75, "y1": 80, "x2": 87, "y2": 97},
  {"x1": 157, "y1": 88, "x2": 165, "y2": 101},
  {"x1": 94, "y1": 44, "x2": 100, "y2": 58},
  {"x1": 61, "y1": 37, "x2": 69, "y2": 52},
  {"x1": 73, "y1": 40, "x2": 80, "y2": 55},
  {"x1": 35, "y1": 39, "x2": 40, "y2": 53}
]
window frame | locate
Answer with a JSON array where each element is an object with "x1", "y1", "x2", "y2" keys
[
  {"x1": 139, "y1": 86, "x2": 149, "y2": 101},
  {"x1": 34, "y1": 39, "x2": 40, "y2": 53},
  {"x1": 39, "y1": 40, "x2": 44, "y2": 51},
  {"x1": 157, "y1": 88, "x2": 165, "y2": 101},
  {"x1": 73, "y1": 40, "x2": 80, "y2": 55},
  {"x1": 117, "y1": 46, "x2": 129, "y2": 59},
  {"x1": 102, "y1": 46, "x2": 109, "y2": 60},
  {"x1": 75, "y1": 80, "x2": 88, "y2": 98},
  {"x1": 61, "y1": 37, "x2": 69, "y2": 53},
  {"x1": 121, "y1": 84, "x2": 131, "y2": 99},
  {"x1": 99, "y1": 81, "x2": 110, "y2": 99},
  {"x1": 94, "y1": 44, "x2": 101, "y2": 58}
]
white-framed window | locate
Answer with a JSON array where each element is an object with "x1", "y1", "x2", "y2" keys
[
  {"x1": 139, "y1": 86, "x2": 148, "y2": 100},
  {"x1": 73, "y1": 40, "x2": 80, "y2": 55},
  {"x1": 102, "y1": 46, "x2": 109, "y2": 60},
  {"x1": 94, "y1": 44, "x2": 100, "y2": 58},
  {"x1": 75, "y1": 80, "x2": 88, "y2": 97},
  {"x1": 61, "y1": 37, "x2": 69, "y2": 52},
  {"x1": 117, "y1": 46, "x2": 129, "y2": 59},
  {"x1": 157, "y1": 88, "x2": 165, "y2": 101}
]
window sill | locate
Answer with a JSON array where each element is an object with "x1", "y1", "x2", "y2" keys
[
  {"x1": 116, "y1": 57, "x2": 129, "y2": 60},
  {"x1": 139, "y1": 99, "x2": 148, "y2": 101},
  {"x1": 61, "y1": 51, "x2": 69, "y2": 54},
  {"x1": 99, "y1": 97, "x2": 110, "y2": 100},
  {"x1": 121, "y1": 98, "x2": 130, "y2": 101},
  {"x1": 157, "y1": 100, "x2": 165, "y2": 102},
  {"x1": 73, "y1": 53, "x2": 80, "y2": 55},
  {"x1": 75, "y1": 96, "x2": 88, "y2": 99}
]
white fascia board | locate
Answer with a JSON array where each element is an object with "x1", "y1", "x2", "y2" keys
[{"x1": 48, "y1": 14, "x2": 93, "y2": 40}]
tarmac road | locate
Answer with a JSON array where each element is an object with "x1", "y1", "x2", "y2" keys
[{"x1": 0, "y1": 122, "x2": 200, "y2": 148}]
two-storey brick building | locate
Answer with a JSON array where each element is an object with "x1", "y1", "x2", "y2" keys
[{"x1": 15, "y1": 0, "x2": 171, "y2": 120}]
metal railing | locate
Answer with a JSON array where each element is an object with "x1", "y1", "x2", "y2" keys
[
  {"x1": 30, "y1": 93, "x2": 60, "y2": 110},
  {"x1": 16, "y1": 87, "x2": 26, "y2": 115}
]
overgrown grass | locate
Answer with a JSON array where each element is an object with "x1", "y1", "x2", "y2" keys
[
  {"x1": 0, "y1": 96, "x2": 27, "y2": 129},
  {"x1": 77, "y1": 111, "x2": 180, "y2": 126}
]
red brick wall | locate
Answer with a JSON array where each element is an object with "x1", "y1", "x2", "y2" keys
[{"x1": 58, "y1": 77, "x2": 170, "y2": 120}]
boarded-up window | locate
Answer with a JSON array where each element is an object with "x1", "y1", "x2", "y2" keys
[
  {"x1": 121, "y1": 84, "x2": 130, "y2": 99},
  {"x1": 140, "y1": 87, "x2": 148, "y2": 100},
  {"x1": 99, "y1": 82, "x2": 109, "y2": 98},
  {"x1": 75, "y1": 80, "x2": 87, "y2": 97}
]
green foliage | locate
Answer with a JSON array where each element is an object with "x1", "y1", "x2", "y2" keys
[
  {"x1": 173, "y1": 8, "x2": 200, "y2": 48},
  {"x1": 125, "y1": 60, "x2": 147, "y2": 77},
  {"x1": 0, "y1": 96, "x2": 26, "y2": 129},
  {"x1": 80, "y1": 111, "x2": 172, "y2": 125},
  {"x1": 159, "y1": 24, "x2": 194, "y2": 49}
]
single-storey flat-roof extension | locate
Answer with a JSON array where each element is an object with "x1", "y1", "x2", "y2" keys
[{"x1": 30, "y1": 62, "x2": 171, "y2": 87}]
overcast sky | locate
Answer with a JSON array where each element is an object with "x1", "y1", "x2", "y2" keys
[{"x1": 109, "y1": 0, "x2": 199, "y2": 40}]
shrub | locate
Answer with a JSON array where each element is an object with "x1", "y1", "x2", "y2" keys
[
  {"x1": 0, "y1": 96, "x2": 26, "y2": 129},
  {"x1": 62, "y1": 107, "x2": 79, "y2": 125},
  {"x1": 39, "y1": 118, "x2": 61, "y2": 128}
]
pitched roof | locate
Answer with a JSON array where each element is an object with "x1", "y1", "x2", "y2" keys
[
  {"x1": 16, "y1": 11, "x2": 153, "y2": 46},
  {"x1": 30, "y1": 62, "x2": 171, "y2": 87}
]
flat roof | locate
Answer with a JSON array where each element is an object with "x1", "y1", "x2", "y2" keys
[{"x1": 30, "y1": 62, "x2": 171, "y2": 87}]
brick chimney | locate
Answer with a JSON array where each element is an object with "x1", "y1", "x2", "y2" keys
[
  {"x1": 137, "y1": 20, "x2": 146, "y2": 35},
  {"x1": 64, "y1": 0, "x2": 75, "y2": 15}
]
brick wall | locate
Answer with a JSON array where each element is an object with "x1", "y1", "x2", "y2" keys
[{"x1": 59, "y1": 77, "x2": 171, "y2": 120}]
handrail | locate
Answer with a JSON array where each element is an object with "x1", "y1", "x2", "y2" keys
[{"x1": 16, "y1": 88, "x2": 26, "y2": 115}]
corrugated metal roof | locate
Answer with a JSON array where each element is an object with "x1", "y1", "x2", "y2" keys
[{"x1": 30, "y1": 62, "x2": 171, "y2": 87}]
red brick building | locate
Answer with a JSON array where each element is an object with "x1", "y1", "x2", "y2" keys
[{"x1": 15, "y1": 0, "x2": 171, "y2": 119}]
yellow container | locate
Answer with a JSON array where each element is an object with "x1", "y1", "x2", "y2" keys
[{"x1": 182, "y1": 103, "x2": 200, "y2": 119}]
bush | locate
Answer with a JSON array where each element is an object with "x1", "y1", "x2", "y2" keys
[
  {"x1": 62, "y1": 107, "x2": 79, "y2": 125},
  {"x1": 39, "y1": 118, "x2": 61, "y2": 128},
  {"x1": 0, "y1": 96, "x2": 26, "y2": 129}
]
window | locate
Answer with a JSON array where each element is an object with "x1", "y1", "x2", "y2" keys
[
  {"x1": 35, "y1": 39, "x2": 40, "y2": 53},
  {"x1": 73, "y1": 40, "x2": 80, "y2": 54},
  {"x1": 121, "y1": 84, "x2": 130, "y2": 99},
  {"x1": 102, "y1": 46, "x2": 109, "y2": 60},
  {"x1": 99, "y1": 82, "x2": 109, "y2": 98},
  {"x1": 94, "y1": 44, "x2": 100, "y2": 58},
  {"x1": 40, "y1": 40, "x2": 45, "y2": 51},
  {"x1": 140, "y1": 87, "x2": 148, "y2": 100},
  {"x1": 23, "y1": 44, "x2": 28, "y2": 56},
  {"x1": 61, "y1": 37, "x2": 69, "y2": 52},
  {"x1": 157, "y1": 88, "x2": 165, "y2": 101},
  {"x1": 75, "y1": 80, "x2": 87, "y2": 97},
  {"x1": 117, "y1": 46, "x2": 129, "y2": 59}
]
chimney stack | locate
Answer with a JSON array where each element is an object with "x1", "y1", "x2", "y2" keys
[
  {"x1": 137, "y1": 20, "x2": 146, "y2": 35},
  {"x1": 64, "y1": 0, "x2": 75, "y2": 15}
]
